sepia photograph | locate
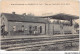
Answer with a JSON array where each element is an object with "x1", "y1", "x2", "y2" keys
[{"x1": 0, "y1": 0, "x2": 79, "y2": 51}]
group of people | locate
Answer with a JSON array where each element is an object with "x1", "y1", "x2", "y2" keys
[{"x1": 1, "y1": 25, "x2": 8, "y2": 37}]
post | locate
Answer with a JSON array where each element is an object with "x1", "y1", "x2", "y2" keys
[
  {"x1": 47, "y1": 17, "x2": 50, "y2": 35},
  {"x1": 70, "y1": 19, "x2": 73, "y2": 26}
]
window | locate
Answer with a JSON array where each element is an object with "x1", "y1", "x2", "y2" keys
[
  {"x1": 13, "y1": 25, "x2": 16, "y2": 31},
  {"x1": 22, "y1": 25, "x2": 24, "y2": 31},
  {"x1": 40, "y1": 26, "x2": 42, "y2": 33},
  {"x1": 29, "y1": 25, "x2": 32, "y2": 30},
  {"x1": 29, "y1": 25, "x2": 32, "y2": 34},
  {"x1": 34, "y1": 26, "x2": 37, "y2": 31}
]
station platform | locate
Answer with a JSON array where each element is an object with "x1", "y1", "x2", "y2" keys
[{"x1": 1, "y1": 34, "x2": 79, "y2": 40}]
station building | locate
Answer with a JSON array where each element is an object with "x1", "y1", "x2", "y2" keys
[{"x1": 1, "y1": 12, "x2": 79, "y2": 36}]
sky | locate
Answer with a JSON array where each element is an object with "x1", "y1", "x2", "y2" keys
[{"x1": 0, "y1": 0, "x2": 79, "y2": 23}]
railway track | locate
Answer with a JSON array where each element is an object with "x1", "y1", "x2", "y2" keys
[{"x1": 1, "y1": 34, "x2": 79, "y2": 51}]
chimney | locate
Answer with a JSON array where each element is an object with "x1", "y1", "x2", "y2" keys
[
  {"x1": 12, "y1": 12, "x2": 15, "y2": 14},
  {"x1": 23, "y1": 13, "x2": 26, "y2": 16}
]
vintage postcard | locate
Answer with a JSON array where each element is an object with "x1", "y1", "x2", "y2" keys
[{"x1": 0, "y1": 0, "x2": 79, "y2": 51}]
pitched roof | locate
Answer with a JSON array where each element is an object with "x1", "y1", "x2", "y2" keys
[
  {"x1": 1, "y1": 13, "x2": 48, "y2": 23},
  {"x1": 1, "y1": 13, "x2": 79, "y2": 23}
]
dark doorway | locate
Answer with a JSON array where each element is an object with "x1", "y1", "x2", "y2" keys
[
  {"x1": 29, "y1": 25, "x2": 32, "y2": 35},
  {"x1": 40, "y1": 26, "x2": 42, "y2": 33}
]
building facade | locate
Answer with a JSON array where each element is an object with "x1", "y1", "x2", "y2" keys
[{"x1": 1, "y1": 12, "x2": 79, "y2": 36}]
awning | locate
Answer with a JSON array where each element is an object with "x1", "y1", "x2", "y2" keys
[{"x1": 41, "y1": 13, "x2": 79, "y2": 20}]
